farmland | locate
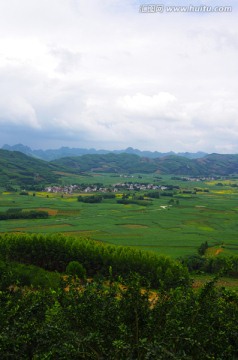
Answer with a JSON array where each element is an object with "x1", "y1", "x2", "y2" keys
[
  {"x1": 1, "y1": 171, "x2": 238, "y2": 358},
  {"x1": 1, "y1": 173, "x2": 238, "y2": 259}
]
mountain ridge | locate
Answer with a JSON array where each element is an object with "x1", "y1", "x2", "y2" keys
[
  {"x1": 2, "y1": 144, "x2": 207, "y2": 161},
  {"x1": 1, "y1": 149, "x2": 238, "y2": 188}
]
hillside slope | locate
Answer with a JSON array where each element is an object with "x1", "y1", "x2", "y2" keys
[
  {"x1": 153, "y1": 154, "x2": 238, "y2": 175},
  {"x1": 52, "y1": 152, "x2": 238, "y2": 176},
  {"x1": 195, "y1": 153, "x2": 238, "y2": 175},
  {"x1": 0, "y1": 150, "x2": 61, "y2": 187},
  {"x1": 52, "y1": 153, "x2": 157, "y2": 173}
]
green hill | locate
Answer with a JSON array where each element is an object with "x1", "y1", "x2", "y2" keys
[
  {"x1": 1, "y1": 150, "x2": 238, "y2": 188},
  {"x1": 195, "y1": 153, "x2": 238, "y2": 175},
  {"x1": 52, "y1": 153, "x2": 157, "y2": 174},
  {"x1": 52, "y1": 152, "x2": 238, "y2": 176},
  {"x1": 154, "y1": 155, "x2": 198, "y2": 175},
  {"x1": 0, "y1": 150, "x2": 61, "y2": 187}
]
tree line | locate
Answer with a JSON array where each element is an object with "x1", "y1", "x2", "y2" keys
[
  {"x1": 0, "y1": 209, "x2": 49, "y2": 221},
  {"x1": 0, "y1": 233, "x2": 189, "y2": 290}
]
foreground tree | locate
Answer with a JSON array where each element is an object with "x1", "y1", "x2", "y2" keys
[{"x1": 0, "y1": 275, "x2": 238, "y2": 359}]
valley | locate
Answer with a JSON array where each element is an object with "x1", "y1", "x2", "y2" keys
[
  {"x1": 1, "y1": 170, "x2": 238, "y2": 259},
  {"x1": 1, "y1": 148, "x2": 238, "y2": 358}
]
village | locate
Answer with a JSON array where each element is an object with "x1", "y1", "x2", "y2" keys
[{"x1": 45, "y1": 182, "x2": 167, "y2": 194}]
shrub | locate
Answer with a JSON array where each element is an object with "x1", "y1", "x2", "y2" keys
[
  {"x1": 66, "y1": 261, "x2": 86, "y2": 280},
  {"x1": 78, "y1": 195, "x2": 102, "y2": 203},
  {"x1": 19, "y1": 191, "x2": 29, "y2": 195},
  {"x1": 198, "y1": 241, "x2": 209, "y2": 256}
]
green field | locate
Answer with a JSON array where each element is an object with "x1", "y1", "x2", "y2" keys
[
  {"x1": 1, "y1": 174, "x2": 238, "y2": 359},
  {"x1": 1, "y1": 174, "x2": 238, "y2": 259}
]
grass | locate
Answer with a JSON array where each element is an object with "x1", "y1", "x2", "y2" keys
[{"x1": 1, "y1": 175, "x2": 238, "y2": 259}]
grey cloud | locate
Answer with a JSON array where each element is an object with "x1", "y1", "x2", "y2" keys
[{"x1": 49, "y1": 46, "x2": 82, "y2": 73}]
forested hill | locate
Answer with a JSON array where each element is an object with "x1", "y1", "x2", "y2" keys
[
  {"x1": 52, "y1": 152, "x2": 238, "y2": 176},
  {"x1": 52, "y1": 153, "x2": 157, "y2": 174},
  {"x1": 154, "y1": 153, "x2": 238, "y2": 176},
  {"x1": 1, "y1": 150, "x2": 238, "y2": 187},
  {"x1": 0, "y1": 149, "x2": 61, "y2": 187}
]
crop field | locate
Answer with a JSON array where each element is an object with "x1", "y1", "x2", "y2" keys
[{"x1": 1, "y1": 174, "x2": 238, "y2": 258}]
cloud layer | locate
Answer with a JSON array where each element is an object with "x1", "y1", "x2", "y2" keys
[{"x1": 0, "y1": 0, "x2": 237, "y2": 152}]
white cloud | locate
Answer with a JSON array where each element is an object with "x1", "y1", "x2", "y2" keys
[
  {"x1": 0, "y1": 0, "x2": 237, "y2": 152},
  {"x1": 118, "y1": 92, "x2": 184, "y2": 121}
]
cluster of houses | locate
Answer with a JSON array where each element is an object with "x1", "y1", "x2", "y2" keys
[
  {"x1": 45, "y1": 182, "x2": 168, "y2": 194},
  {"x1": 45, "y1": 185, "x2": 79, "y2": 194},
  {"x1": 171, "y1": 176, "x2": 216, "y2": 182},
  {"x1": 113, "y1": 183, "x2": 167, "y2": 191}
]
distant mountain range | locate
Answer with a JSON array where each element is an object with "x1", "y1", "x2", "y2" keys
[
  {"x1": 1, "y1": 148, "x2": 238, "y2": 188},
  {"x1": 2, "y1": 144, "x2": 207, "y2": 161}
]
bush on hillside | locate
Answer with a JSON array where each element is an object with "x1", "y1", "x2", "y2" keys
[{"x1": 66, "y1": 261, "x2": 86, "y2": 280}]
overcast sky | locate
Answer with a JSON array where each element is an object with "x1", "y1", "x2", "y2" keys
[{"x1": 0, "y1": 0, "x2": 237, "y2": 153}]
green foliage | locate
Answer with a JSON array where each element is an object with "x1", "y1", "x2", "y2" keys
[
  {"x1": 0, "y1": 233, "x2": 189, "y2": 290},
  {"x1": 204, "y1": 256, "x2": 238, "y2": 276},
  {"x1": 180, "y1": 253, "x2": 238, "y2": 277},
  {"x1": 0, "y1": 275, "x2": 238, "y2": 359},
  {"x1": 180, "y1": 254, "x2": 207, "y2": 272},
  {"x1": 0, "y1": 260, "x2": 60, "y2": 290}
]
